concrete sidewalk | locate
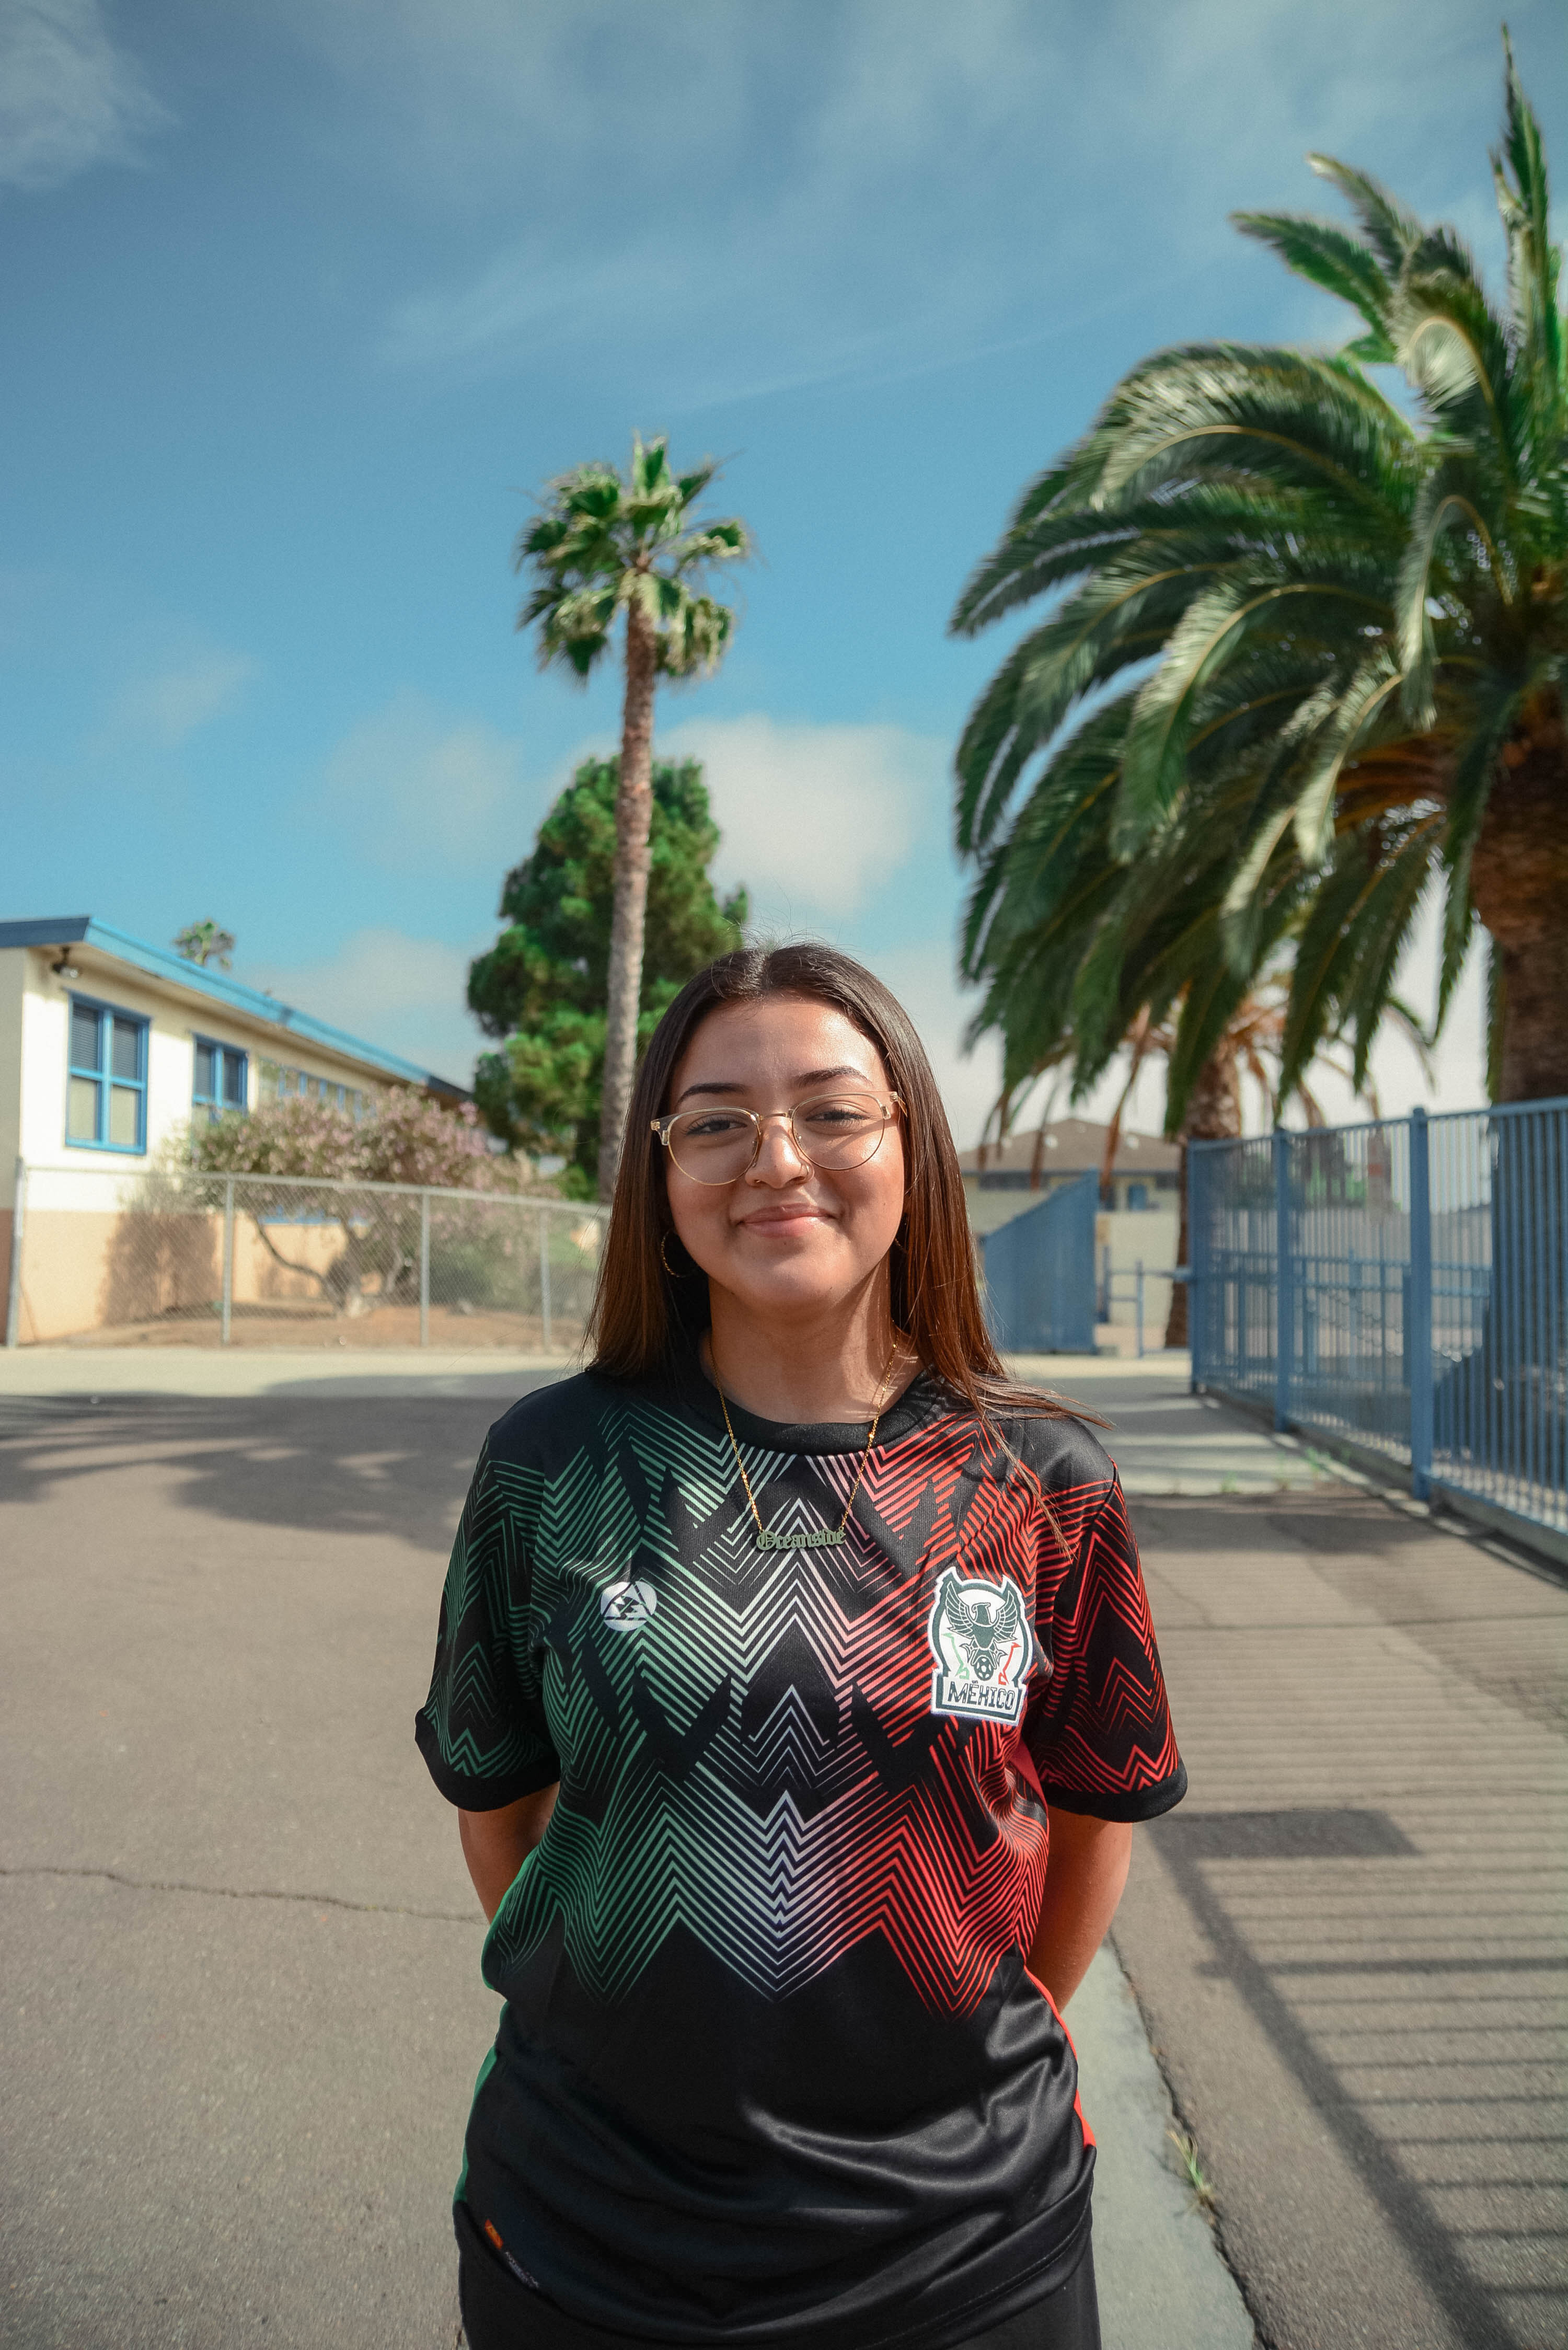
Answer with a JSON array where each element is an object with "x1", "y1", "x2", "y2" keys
[
  {"x1": 0, "y1": 1387, "x2": 1252, "y2": 2350},
  {"x1": 1117, "y1": 1487, "x2": 1568, "y2": 2350}
]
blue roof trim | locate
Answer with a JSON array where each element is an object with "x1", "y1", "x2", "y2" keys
[
  {"x1": 0, "y1": 917, "x2": 93, "y2": 948},
  {"x1": 0, "y1": 916, "x2": 467, "y2": 1096}
]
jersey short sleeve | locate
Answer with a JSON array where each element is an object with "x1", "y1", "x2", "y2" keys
[
  {"x1": 1021, "y1": 1446, "x2": 1185, "y2": 1823},
  {"x1": 414, "y1": 1439, "x2": 561, "y2": 1810}
]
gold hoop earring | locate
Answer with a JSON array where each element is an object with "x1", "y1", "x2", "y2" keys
[{"x1": 660, "y1": 1231, "x2": 679, "y2": 1277}]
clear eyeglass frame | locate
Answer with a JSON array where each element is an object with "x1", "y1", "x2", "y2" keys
[{"x1": 650, "y1": 1090, "x2": 905, "y2": 1185}]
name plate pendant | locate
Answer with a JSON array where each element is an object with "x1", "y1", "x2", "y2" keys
[{"x1": 754, "y1": 1527, "x2": 845, "y2": 1552}]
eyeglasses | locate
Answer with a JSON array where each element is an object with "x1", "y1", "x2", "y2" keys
[{"x1": 651, "y1": 1091, "x2": 904, "y2": 1185}]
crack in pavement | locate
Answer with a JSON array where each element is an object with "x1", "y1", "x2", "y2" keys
[{"x1": 0, "y1": 1863, "x2": 477, "y2": 1923}]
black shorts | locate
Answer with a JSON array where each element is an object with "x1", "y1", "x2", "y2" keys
[{"x1": 454, "y1": 2198, "x2": 1101, "y2": 2350}]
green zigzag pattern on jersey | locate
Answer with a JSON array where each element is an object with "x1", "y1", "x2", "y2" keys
[{"x1": 464, "y1": 1393, "x2": 1027, "y2": 2010}]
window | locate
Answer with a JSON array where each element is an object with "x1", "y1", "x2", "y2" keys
[
  {"x1": 67, "y1": 998, "x2": 148, "y2": 1153},
  {"x1": 193, "y1": 1037, "x2": 248, "y2": 1122},
  {"x1": 1125, "y1": 1181, "x2": 1149, "y2": 1212},
  {"x1": 259, "y1": 1058, "x2": 371, "y2": 1118}
]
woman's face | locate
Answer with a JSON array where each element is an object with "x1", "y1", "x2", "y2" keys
[{"x1": 662, "y1": 993, "x2": 907, "y2": 1328}]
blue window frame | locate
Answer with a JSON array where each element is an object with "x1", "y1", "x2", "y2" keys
[
  {"x1": 193, "y1": 1036, "x2": 248, "y2": 1122},
  {"x1": 66, "y1": 996, "x2": 148, "y2": 1153},
  {"x1": 260, "y1": 1058, "x2": 370, "y2": 1119}
]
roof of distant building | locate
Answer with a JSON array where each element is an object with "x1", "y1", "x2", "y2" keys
[
  {"x1": 958, "y1": 1116, "x2": 1180, "y2": 1178},
  {"x1": 0, "y1": 917, "x2": 469, "y2": 1101}
]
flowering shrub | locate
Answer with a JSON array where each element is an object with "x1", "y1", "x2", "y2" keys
[
  {"x1": 188, "y1": 1090, "x2": 529, "y2": 1192},
  {"x1": 179, "y1": 1089, "x2": 545, "y2": 1315}
]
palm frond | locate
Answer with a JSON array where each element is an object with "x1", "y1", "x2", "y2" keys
[
  {"x1": 1492, "y1": 32, "x2": 1565, "y2": 474},
  {"x1": 1394, "y1": 263, "x2": 1519, "y2": 479},
  {"x1": 1307, "y1": 153, "x2": 1425, "y2": 275},
  {"x1": 1397, "y1": 453, "x2": 1495, "y2": 724},
  {"x1": 1232, "y1": 209, "x2": 1394, "y2": 353}
]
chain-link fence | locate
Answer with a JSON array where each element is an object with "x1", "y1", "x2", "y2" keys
[{"x1": 3, "y1": 1162, "x2": 609, "y2": 1352}]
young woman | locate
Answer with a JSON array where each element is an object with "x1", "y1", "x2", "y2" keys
[{"x1": 417, "y1": 944, "x2": 1184, "y2": 2350}]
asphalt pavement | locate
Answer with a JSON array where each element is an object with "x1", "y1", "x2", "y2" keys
[
  {"x1": 0, "y1": 1382, "x2": 1252, "y2": 2350},
  {"x1": 6, "y1": 1356, "x2": 1561, "y2": 2348}
]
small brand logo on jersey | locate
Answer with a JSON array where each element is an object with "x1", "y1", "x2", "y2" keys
[
  {"x1": 600, "y1": 1578, "x2": 657, "y2": 1632},
  {"x1": 926, "y1": 1570, "x2": 1030, "y2": 1724}
]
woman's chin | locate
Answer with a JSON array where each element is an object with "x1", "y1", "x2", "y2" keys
[{"x1": 711, "y1": 1258, "x2": 857, "y2": 1319}]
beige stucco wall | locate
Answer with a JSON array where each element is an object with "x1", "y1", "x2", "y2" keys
[{"x1": 13, "y1": 1202, "x2": 377, "y2": 1344}]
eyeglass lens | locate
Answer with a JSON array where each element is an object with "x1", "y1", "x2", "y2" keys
[{"x1": 667, "y1": 1095, "x2": 891, "y2": 1182}]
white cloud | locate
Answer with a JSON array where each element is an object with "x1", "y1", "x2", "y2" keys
[
  {"x1": 108, "y1": 648, "x2": 256, "y2": 748},
  {"x1": 245, "y1": 928, "x2": 483, "y2": 1086},
  {"x1": 0, "y1": 0, "x2": 166, "y2": 192},
  {"x1": 661, "y1": 714, "x2": 946, "y2": 919},
  {"x1": 356, "y1": 0, "x2": 1498, "y2": 403},
  {"x1": 319, "y1": 689, "x2": 526, "y2": 871}
]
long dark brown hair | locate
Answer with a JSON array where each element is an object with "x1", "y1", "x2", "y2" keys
[{"x1": 587, "y1": 943, "x2": 1084, "y2": 1424}]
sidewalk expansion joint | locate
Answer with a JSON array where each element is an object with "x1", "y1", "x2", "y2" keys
[{"x1": 0, "y1": 1862, "x2": 476, "y2": 1923}]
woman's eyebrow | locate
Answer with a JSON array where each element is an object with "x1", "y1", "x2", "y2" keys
[{"x1": 673, "y1": 1064, "x2": 869, "y2": 1107}]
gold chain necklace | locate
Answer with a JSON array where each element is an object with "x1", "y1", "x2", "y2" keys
[{"x1": 711, "y1": 1348, "x2": 898, "y2": 1552}]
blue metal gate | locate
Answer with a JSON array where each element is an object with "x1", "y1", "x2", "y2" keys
[
  {"x1": 981, "y1": 1173, "x2": 1098, "y2": 1353},
  {"x1": 1189, "y1": 1100, "x2": 1568, "y2": 1551}
]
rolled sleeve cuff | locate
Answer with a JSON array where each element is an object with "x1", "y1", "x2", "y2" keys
[
  {"x1": 414, "y1": 1709, "x2": 561, "y2": 1811},
  {"x1": 1038, "y1": 1758, "x2": 1187, "y2": 1824}
]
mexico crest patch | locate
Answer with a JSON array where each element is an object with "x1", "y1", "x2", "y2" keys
[{"x1": 926, "y1": 1570, "x2": 1032, "y2": 1726}]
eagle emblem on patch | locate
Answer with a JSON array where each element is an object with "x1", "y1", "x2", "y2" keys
[{"x1": 926, "y1": 1571, "x2": 1032, "y2": 1725}]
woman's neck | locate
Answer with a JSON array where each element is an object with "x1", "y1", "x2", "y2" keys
[{"x1": 702, "y1": 1285, "x2": 916, "y2": 1425}]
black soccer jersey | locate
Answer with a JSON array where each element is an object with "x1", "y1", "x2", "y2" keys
[{"x1": 416, "y1": 1360, "x2": 1184, "y2": 2350}]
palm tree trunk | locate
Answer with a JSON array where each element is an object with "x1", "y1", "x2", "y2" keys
[
  {"x1": 598, "y1": 599, "x2": 660, "y2": 1200},
  {"x1": 1165, "y1": 1050, "x2": 1244, "y2": 1348},
  {"x1": 1469, "y1": 735, "x2": 1568, "y2": 1102},
  {"x1": 1452, "y1": 735, "x2": 1568, "y2": 1469}
]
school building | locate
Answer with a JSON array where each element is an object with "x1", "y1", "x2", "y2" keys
[{"x1": 1, "y1": 915, "x2": 467, "y2": 1342}]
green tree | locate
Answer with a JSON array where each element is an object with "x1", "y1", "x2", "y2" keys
[
  {"x1": 174, "y1": 919, "x2": 236, "y2": 970},
  {"x1": 515, "y1": 434, "x2": 752, "y2": 1197},
  {"x1": 469, "y1": 755, "x2": 748, "y2": 1197},
  {"x1": 952, "y1": 36, "x2": 1566, "y2": 1108}
]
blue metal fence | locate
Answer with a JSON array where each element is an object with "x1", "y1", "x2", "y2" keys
[
  {"x1": 1190, "y1": 1100, "x2": 1568, "y2": 1549},
  {"x1": 981, "y1": 1172, "x2": 1098, "y2": 1353}
]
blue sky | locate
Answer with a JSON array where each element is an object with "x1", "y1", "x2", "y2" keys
[{"x1": 4, "y1": 0, "x2": 1563, "y2": 1141}]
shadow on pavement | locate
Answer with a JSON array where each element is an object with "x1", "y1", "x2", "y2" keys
[
  {"x1": 0, "y1": 1388, "x2": 563, "y2": 1553},
  {"x1": 1117, "y1": 1492, "x2": 1568, "y2": 2350},
  {"x1": 1150, "y1": 1816, "x2": 1559, "y2": 2350}
]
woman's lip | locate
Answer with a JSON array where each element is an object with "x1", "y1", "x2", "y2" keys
[{"x1": 735, "y1": 1204, "x2": 831, "y2": 1229}]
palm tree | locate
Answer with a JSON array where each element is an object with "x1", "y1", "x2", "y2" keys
[
  {"x1": 951, "y1": 36, "x2": 1565, "y2": 1109},
  {"x1": 516, "y1": 435, "x2": 752, "y2": 1197}
]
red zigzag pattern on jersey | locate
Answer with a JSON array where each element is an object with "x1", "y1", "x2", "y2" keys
[{"x1": 629, "y1": 1410, "x2": 1181, "y2": 2011}]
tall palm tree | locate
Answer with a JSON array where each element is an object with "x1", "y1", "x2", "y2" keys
[
  {"x1": 517, "y1": 435, "x2": 752, "y2": 1197},
  {"x1": 952, "y1": 37, "x2": 1565, "y2": 1109}
]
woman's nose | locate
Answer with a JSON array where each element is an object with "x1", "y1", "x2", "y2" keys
[{"x1": 746, "y1": 1114, "x2": 810, "y2": 1183}]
